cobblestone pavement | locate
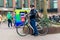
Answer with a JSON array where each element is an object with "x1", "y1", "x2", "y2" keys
[{"x1": 0, "y1": 22, "x2": 60, "y2": 40}]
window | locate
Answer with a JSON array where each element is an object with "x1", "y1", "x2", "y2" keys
[
  {"x1": 53, "y1": 0, "x2": 58, "y2": 8},
  {"x1": 24, "y1": 0, "x2": 28, "y2": 8},
  {"x1": 30, "y1": 0, "x2": 34, "y2": 5},
  {"x1": 15, "y1": 0, "x2": 22, "y2": 8},
  {"x1": 50, "y1": 0, "x2": 58, "y2": 9},
  {"x1": 0, "y1": 0, "x2": 4, "y2": 7},
  {"x1": 6, "y1": 0, "x2": 13, "y2": 8}
]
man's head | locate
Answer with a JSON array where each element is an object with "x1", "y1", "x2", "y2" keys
[
  {"x1": 8, "y1": 12, "x2": 11, "y2": 14},
  {"x1": 30, "y1": 5, "x2": 35, "y2": 9},
  {"x1": 25, "y1": 11, "x2": 27, "y2": 14}
]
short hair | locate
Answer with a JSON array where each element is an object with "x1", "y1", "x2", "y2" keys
[
  {"x1": 30, "y1": 5, "x2": 35, "y2": 8},
  {"x1": 25, "y1": 11, "x2": 27, "y2": 14}
]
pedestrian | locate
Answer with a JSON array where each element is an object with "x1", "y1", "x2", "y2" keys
[
  {"x1": 0, "y1": 14, "x2": 2, "y2": 24},
  {"x1": 13, "y1": 12, "x2": 16, "y2": 26},
  {"x1": 30, "y1": 5, "x2": 39, "y2": 36},
  {"x1": 7, "y1": 12, "x2": 12, "y2": 28}
]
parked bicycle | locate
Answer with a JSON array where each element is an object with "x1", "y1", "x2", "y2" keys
[{"x1": 15, "y1": 13, "x2": 50, "y2": 36}]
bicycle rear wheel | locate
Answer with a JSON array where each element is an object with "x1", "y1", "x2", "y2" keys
[
  {"x1": 36, "y1": 22, "x2": 48, "y2": 36},
  {"x1": 16, "y1": 25, "x2": 29, "y2": 36},
  {"x1": 38, "y1": 25, "x2": 48, "y2": 36}
]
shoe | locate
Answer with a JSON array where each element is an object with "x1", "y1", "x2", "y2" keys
[
  {"x1": 8, "y1": 26, "x2": 10, "y2": 28},
  {"x1": 31, "y1": 34, "x2": 35, "y2": 35},
  {"x1": 31, "y1": 33, "x2": 38, "y2": 36},
  {"x1": 33, "y1": 34, "x2": 38, "y2": 36}
]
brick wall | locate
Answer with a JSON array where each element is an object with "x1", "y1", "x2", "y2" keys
[
  {"x1": 58, "y1": 0, "x2": 60, "y2": 13},
  {"x1": 48, "y1": 0, "x2": 50, "y2": 9}
]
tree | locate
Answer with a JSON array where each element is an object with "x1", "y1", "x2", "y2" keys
[
  {"x1": 43, "y1": 0, "x2": 47, "y2": 17},
  {"x1": 36, "y1": 0, "x2": 48, "y2": 18}
]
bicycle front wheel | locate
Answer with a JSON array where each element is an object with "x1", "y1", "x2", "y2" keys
[{"x1": 16, "y1": 25, "x2": 29, "y2": 36}]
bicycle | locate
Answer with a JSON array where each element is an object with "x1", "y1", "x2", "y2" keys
[{"x1": 15, "y1": 14, "x2": 50, "y2": 36}]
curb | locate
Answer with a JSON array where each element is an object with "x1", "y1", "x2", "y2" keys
[{"x1": 48, "y1": 27, "x2": 60, "y2": 34}]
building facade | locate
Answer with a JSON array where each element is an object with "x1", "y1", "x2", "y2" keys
[
  {"x1": 58, "y1": 0, "x2": 60, "y2": 13},
  {"x1": 0, "y1": 0, "x2": 59, "y2": 13},
  {"x1": 0, "y1": 0, "x2": 36, "y2": 11}
]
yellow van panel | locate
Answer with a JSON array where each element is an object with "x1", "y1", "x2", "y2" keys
[{"x1": 15, "y1": 9, "x2": 30, "y2": 14}]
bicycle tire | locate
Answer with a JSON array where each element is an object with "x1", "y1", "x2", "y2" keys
[
  {"x1": 16, "y1": 25, "x2": 29, "y2": 36},
  {"x1": 16, "y1": 14, "x2": 29, "y2": 36},
  {"x1": 37, "y1": 25, "x2": 48, "y2": 36},
  {"x1": 36, "y1": 17, "x2": 49, "y2": 36}
]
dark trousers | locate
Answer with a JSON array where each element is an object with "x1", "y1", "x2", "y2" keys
[
  {"x1": 8, "y1": 19, "x2": 12, "y2": 27},
  {"x1": 30, "y1": 19, "x2": 38, "y2": 34}
]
